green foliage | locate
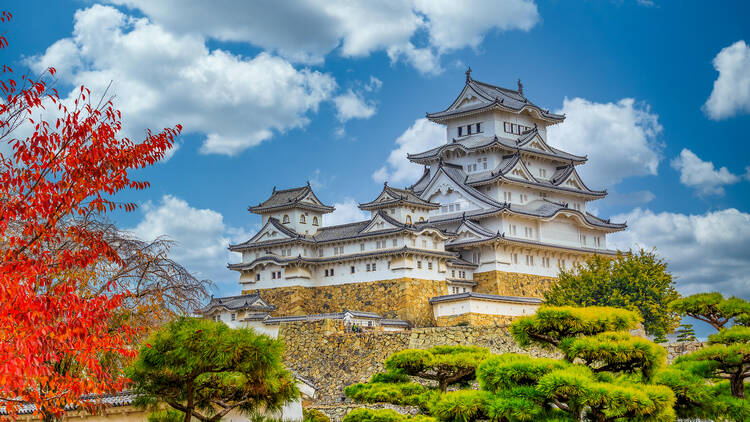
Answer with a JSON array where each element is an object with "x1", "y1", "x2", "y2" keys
[
  {"x1": 510, "y1": 306, "x2": 641, "y2": 349},
  {"x1": 431, "y1": 391, "x2": 489, "y2": 422},
  {"x1": 303, "y1": 408, "x2": 330, "y2": 422},
  {"x1": 669, "y1": 292, "x2": 750, "y2": 330},
  {"x1": 370, "y1": 372, "x2": 411, "y2": 383},
  {"x1": 559, "y1": 331, "x2": 666, "y2": 380},
  {"x1": 148, "y1": 410, "x2": 184, "y2": 422},
  {"x1": 342, "y1": 409, "x2": 436, "y2": 422},
  {"x1": 477, "y1": 354, "x2": 569, "y2": 393},
  {"x1": 544, "y1": 249, "x2": 681, "y2": 338},
  {"x1": 384, "y1": 346, "x2": 490, "y2": 392},
  {"x1": 127, "y1": 317, "x2": 298, "y2": 422},
  {"x1": 675, "y1": 324, "x2": 697, "y2": 342},
  {"x1": 344, "y1": 381, "x2": 438, "y2": 412}
]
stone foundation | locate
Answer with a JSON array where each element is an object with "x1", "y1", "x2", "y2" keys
[
  {"x1": 473, "y1": 270, "x2": 555, "y2": 298},
  {"x1": 435, "y1": 313, "x2": 517, "y2": 327},
  {"x1": 244, "y1": 278, "x2": 449, "y2": 327}
]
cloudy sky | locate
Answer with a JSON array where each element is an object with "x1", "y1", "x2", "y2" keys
[{"x1": 4, "y1": 1, "x2": 749, "y2": 304}]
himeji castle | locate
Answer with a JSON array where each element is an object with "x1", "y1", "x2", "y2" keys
[{"x1": 198, "y1": 70, "x2": 626, "y2": 330}]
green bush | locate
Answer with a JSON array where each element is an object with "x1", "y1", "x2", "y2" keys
[
  {"x1": 147, "y1": 410, "x2": 183, "y2": 422},
  {"x1": 303, "y1": 408, "x2": 331, "y2": 422},
  {"x1": 342, "y1": 409, "x2": 436, "y2": 422},
  {"x1": 431, "y1": 390, "x2": 489, "y2": 422}
]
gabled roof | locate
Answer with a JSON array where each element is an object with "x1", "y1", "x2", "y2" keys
[
  {"x1": 196, "y1": 291, "x2": 277, "y2": 314},
  {"x1": 359, "y1": 183, "x2": 440, "y2": 211},
  {"x1": 248, "y1": 183, "x2": 334, "y2": 214},
  {"x1": 407, "y1": 131, "x2": 587, "y2": 165},
  {"x1": 426, "y1": 73, "x2": 565, "y2": 124},
  {"x1": 417, "y1": 160, "x2": 506, "y2": 209}
]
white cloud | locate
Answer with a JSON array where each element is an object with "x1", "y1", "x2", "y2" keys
[
  {"x1": 610, "y1": 208, "x2": 750, "y2": 298},
  {"x1": 27, "y1": 5, "x2": 337, "y2": 157},
  {"x1": 373, "y1": 118, "x2": 445, "y2": 185},
  {"x1": 703, "y1": 40, "x2": 750, "y2": 120},
  {"x1": 129, "y1": 195, "x2": 248, "y2": 286},
  {"x1": 108, "y1": 0, "x2": 539, "y2": 74},
  {"x1": 365, "y1": 76, "x2": 383, "y2": 92},
  {"x1": 323, "y1": 198, "x2": 368, "y2": 226},
  {"x1": 333, "y1": 90, "x2": 377, "y2": 122},
  {"x1": 548, "y1": 97, "x2": 663, "y2": 188},
  {"x1": 670, "y1": 148, "x2": 741, "y2": 196}
]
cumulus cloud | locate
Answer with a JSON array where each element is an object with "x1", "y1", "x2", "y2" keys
[
  {"x1": 670, "y1": 148, "x2": 741, "y2": 196},
  {"x1": 323, "y1": 198, "x2": 369, "y2": 226},
  {"x1": 610, "y1": 208, "x2": 750, "y2": 298},
  {"x1": 26, "y1": 5, "x2": 337, "y2": 157},
  {"x1": 373, "y1": 118, "x2": 445, "y2": 185},
  {"x1": 703, "y1": 40, "x2": 750, "y2": 120},
  {"x1": 548, "y1": 97, "x2": 663, "y2": 188},
  {"x1": 108, "y1": 0, "x2": 539, "y2": 74},
  {"x1": 129, "y1": 195, "x2": 249, "y2": 286},
  {"x1": 333, "y1": 90, "x2": 377, "y2": 122}
]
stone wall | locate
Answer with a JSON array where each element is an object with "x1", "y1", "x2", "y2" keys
[
  {"x1": 244, "y1": 278, "x2": 449, "y2": 327},
  {"x1": 473, "y1": 270, "x2": 555, "y2": 298},
  {"x1": 434, "y1": 313, "x2": 517, "y2": 327},
  {"x1": 280, "y1": 320, "x2": 557, "y2": 406}
]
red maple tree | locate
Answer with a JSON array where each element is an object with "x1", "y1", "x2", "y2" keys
[{"x1": 0, "y1": 11, "x2": 181, "y2": 418}]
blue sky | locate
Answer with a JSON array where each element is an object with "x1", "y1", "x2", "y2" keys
[{"x1": 4, "y1": 1, "x2": 750, "y2": 317}]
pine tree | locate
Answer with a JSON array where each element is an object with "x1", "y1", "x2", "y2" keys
[{"x1": 675, "y1": 324, "x2": 697, "y2": 342}]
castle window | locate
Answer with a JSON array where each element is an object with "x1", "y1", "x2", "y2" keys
[
  {"x1": 581, "y1": 235, "x2": 587, "y2": 246},
  {"x1": 458, "y1": 126, "x2": 463, "y2": 137},
  {"x1": 451, "y1": 270, "x2": 455, "y2": 277},
  {"x1": 392, "y1": 239, "x2": 397, "y2": 247},
  {"x1": 510, "y1": 225, "x2": 517, "y2": 236},
  {"x1": 271, "y1": 271, "x2": 275, "y2": 279},
  {"x1": 526, "y1": 255, "x2": 534, "y2": 266},
  {"x1": 476, "y1": 123, "x2": 481, "y2": 133},
  {"x1": 300, "y1": 214, "x2": 306, "y2": 224},
  {"x1": 467, "y1": 125, "x2": 472, "y2": 135},
  {"x1": 427, "y1": 262, "x2": 433, "y2": 270},
  {"x1": 283, "y1": 214, "x2": 290, "y2": 224},
  {"x1": 312, "y1": 216, "x2": 319, "y2": 226},
  {"x1": 525, "y1": 227, "x2": 533, "y2": 237},
  {"x1": 372, "y1": 262, "x2": 376, "y2": 271},
  {"x1": 366, "y1": 264, "x2": 371, "y2": 272},
  {"x1": 504, "y1": 192, "x2": 512, "y2": 202},
  {"x1": 231, "y1": 313, "x2": 236, "y2": 321},
  {"x1": 255, "y1": 273, "x2": 261, "y2": 281},
  {"x1": 406, "y1": 215, "x2": 412, "y2": 224},
  {"x1": 421, "y1": 239, "x2": 427, "y2": 248},
  {"x1": 460, "y1": 271, "x2": 466, "y2": 278},
  {"x1": 330, "y1": 268, "x2": 334, "y2": 276},
  {"x1": 417, "y1": 260, "x2": 422, "y2": 269},
  {"x1": 512, "y1": 253, "x2": 518, "y2": 264},
  {"x1": 520, "y1": 194, "x2": 528, "y2": 203},
  {"x1": 539, "y1": 168, "x2": 547, "y2": 177},
  {"x1": 351, "y1": 266, "x2": 355, "y2": 274},
  {"x1": 319, "y1": 249, "x2": 324, "y2": 257}
]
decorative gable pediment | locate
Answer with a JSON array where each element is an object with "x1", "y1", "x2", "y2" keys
[
  {"x1": 505, "y1": 159, "x2": 535, "y2": 182},
  {"x1": 360, "y1": 213, "x2": 400, "y2": 233},
  {"x1": 449, "y1": 86, "x2": 491, "y2": 111},
  {"x1": 300, "y1": 192, "x2": 324, "y2": 206},
  {"x1": 558, "y1": 168, "x2": 588, "y2": 191},
  {"x1": 421, "y1": 173, "x2": 484, "y2": 212},
  {"x1": 247, "y1": 220, "x2": 295, "y2": 244}
]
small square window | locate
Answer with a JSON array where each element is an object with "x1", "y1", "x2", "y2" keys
[
  {"x1": 350, "y1": 266, "x2": 355, "y2": 274},
  {"x1": 417, "y1": 261, "x2": 422, "y2": 269},
  {"x1": 372, "y1": 263, "x2": 376, "y2": 271},
  {"x1": 231, "y1": 313, "x2": 236, "y2": 321},
  {"x1": 366, "y1": 264, "x2": 371, "y2": 272}
]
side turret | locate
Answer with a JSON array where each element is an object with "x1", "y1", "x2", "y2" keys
[
  {"x1": 359, "y1": 182, "x2": 439, "y2": 224},
  {"x1": 248, "y1": 182, "x2": 334, "y2": 235}
]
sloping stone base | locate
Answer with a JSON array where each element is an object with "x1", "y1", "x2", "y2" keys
[
  {"x1": 473, "y1": 270, "x2": 555, "y2": 298},
  {"x1": 243, "y1": 278, "x2": 449, "y2": 327}
]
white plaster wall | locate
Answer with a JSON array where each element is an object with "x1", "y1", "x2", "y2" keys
[
  {"x1": 445, "y1": 112, "x2": 496, "y2": 141},
  {"x1": 432, "y1": 298, "x2": 540, "y2": 318}
]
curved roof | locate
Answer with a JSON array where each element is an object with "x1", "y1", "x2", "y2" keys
[
  {"x1": 359, "y1": 183, "x2": 440, "y2": 210},
  {"x1": 407, "y1": 130, "x2": 587, "y2": 165},
  {"x1": 426, "y1": 76, "x2": 565, "y2": 124},
  {"x1": 249, "y1": 183, "x2": 334, "y2": 214},
  {"x1": 196, "y1": 291, "x2": 277, "y2": 314},
  {"x1": 429, "y1": 292, "x2": 543, "y2": 305}
]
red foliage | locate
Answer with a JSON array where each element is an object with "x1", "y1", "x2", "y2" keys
[{"x1": 0, "y1": 12, "x2": 181, "y2": 418}]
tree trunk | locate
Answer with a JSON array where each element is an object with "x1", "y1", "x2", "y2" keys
[
  {"x1": 730, "y1": 374, "x2": 745, "y2": 398},
  {"x1": 439, "y1": 379, "x2": 447, "y2": 393}
]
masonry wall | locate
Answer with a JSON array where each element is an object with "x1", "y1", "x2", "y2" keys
[
  {"x1": 473, "y1": 270, "x2": 555, "y2": 298},
  {"x1": 244, "y1": 278, "x2": 450, "y2": 327}
]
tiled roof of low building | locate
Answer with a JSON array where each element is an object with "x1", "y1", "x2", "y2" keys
[
  {"x1": 195, "y1": 291, "x2": 277, "y2": 314},
  {"x1": 428, "y1": 292, "x2": 543, "y2": 304},
  {"x1": 0, "y1": 391, "x2": 136, "y2": 416}
]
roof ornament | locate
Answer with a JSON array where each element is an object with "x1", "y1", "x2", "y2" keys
[
  {"x1": 517, "y1": 78, "x2": 523, "y2": 95},
  {"x1": 462, "y1": 212, "x2": 466, "y2": 222},
  {"x1": 384, "y1": 181, "x2": 388, "y2": 187},
  {"x1": 494, "y1": 135, "x2": 498, "y2": 141},
  {"x1": 306, "y1": 180, "x2": 311, "y2": 187},
  {"x1": 465, "y1": 67, "x2": 472, "y2": 83},
  {"x1": 272, "y1": 186, "x2": 276, "y2": 193}
]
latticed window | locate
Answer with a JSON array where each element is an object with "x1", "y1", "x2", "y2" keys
[{"x1": 283, "y1": 214, "x2": 290, "y2": 224}]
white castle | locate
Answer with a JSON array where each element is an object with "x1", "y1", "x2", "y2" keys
[{"x1": 199, "y1": 70, "x2": 625, "y2": 330}]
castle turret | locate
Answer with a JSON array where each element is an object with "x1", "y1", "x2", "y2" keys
[
  {"x1": 248, "y1": 182, "x2": 334, "y2": 235},
  {"x1": 358, "y1": 182, "x2": 439, "y2": 224}
]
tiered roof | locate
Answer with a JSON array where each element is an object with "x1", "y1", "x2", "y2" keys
[
  {"x1": 249, "y1": 183, "x2": 334, "y2": 214},
  {"x1": 426, "y1": 70, "x2": 565, "y2": 124},
  {"x1": 359, "y1": 182, "x2": 440, "y2": 211},
  {"x1": 407, "y1": 129, "x2": 587, "y2": 165},
  {"x1": 196, "y1": 291, "x2": 277, "y2": 315}
]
